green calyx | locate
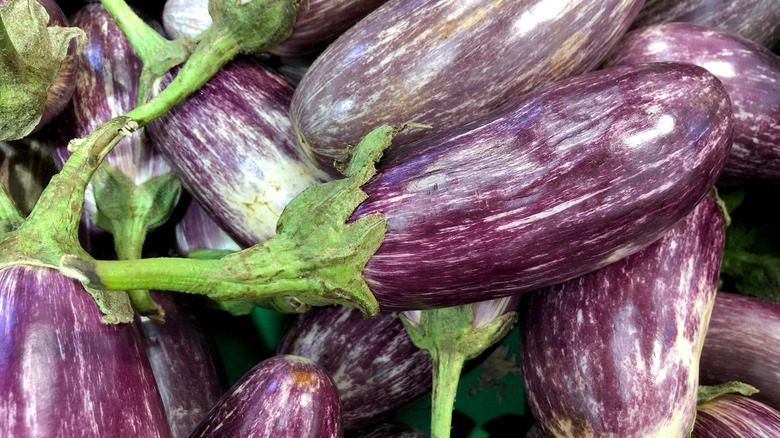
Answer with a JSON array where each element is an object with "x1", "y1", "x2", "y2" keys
[
  {"x1": 0, "y1": 0, "x2": 85, "y2": 140},
  {"x1": 697, "y1": 381, "x2": 759, "y2": 404},
  {"x1": 207, "y1": 0, "x2": 301, "y2": 54},
  {"x1": 61, "y1": 124, "x2": 427, "y2": 318}
]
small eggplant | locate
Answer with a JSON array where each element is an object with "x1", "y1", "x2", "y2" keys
[
  {"x1": 692, "y1": 394, "x2": 780, "y2": 437},
  {"x1": 630, "y1": 0, "x2": 780, "y2": 47},
  {"x1": 607, "y1": 23, "x2": 780, "y2": 180},
  {"x1": 291, "y1": 0, "x2": 644, "y2": 173},
  {"x1": 699, "y1": 292, "x2": 780, "y2": 410},
  {"x1": 188, "y1": 354, "x2": 342, "y2": 438},
  {"x1": 351, "y1": 62, "x2": 732, "y2": 310},
  {"x1": 0, "y1": 266, "x2": 171, "y2": 436},
  {"x1": 277, "y1": 305, "x2": 432, "y2": 429},
  {"x1": 521, "y1": 195, "x2": 726, "y2": 437}
]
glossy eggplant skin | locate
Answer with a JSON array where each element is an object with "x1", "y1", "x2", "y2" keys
[
  {"x1": 138, "y1": 291, "x2": 225, "y2": 438},
  {"x1": 608, "y1": 23, "x2": 780, "y2": 180},
  {"x1": 174, "y1": 197, "x2": 241, "y2": 255},
  {"x1": 147, "y1": 58, "x2": 330, "y2": 246},
  {"x1": 520, "y1": 195, "x2": 725, "y2": 437},
  {"x1": 699, "y1": 292, "x2": 780, "y2": 410},
  {"x1": 291, "y1": 0, "x2": 644, "y2": 173},
  {"x1": 0, "y1": 266, "x2": 171, "y2": 437},
  {"x1": 692, "y1": 395, "x2": 780, "y2": 438},
  {"x1": 630, "y1": 0, "x2": 780, "y2": 47},
  {"x1": 351, "y1": 63, "x2": 732, "y2": 311},
  {"x1": 188, "y1": 355, "x2": 342, "y2": 438},
  {"x1": 277, "y1": 306, "x2": 431, "y2": 430}
]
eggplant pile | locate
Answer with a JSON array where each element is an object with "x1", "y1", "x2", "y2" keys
[{"x1": 1, "y1": 0, "x2": 780, "y2": 436}]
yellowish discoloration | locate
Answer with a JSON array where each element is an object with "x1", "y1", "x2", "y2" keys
[{"x1": 551, "y1": 31, "x2": 588, "y2": 78}]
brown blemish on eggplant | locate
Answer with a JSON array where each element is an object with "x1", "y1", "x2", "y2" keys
[
  {"x1": 292, "y1": 370, "x2": 314, "y2": 388},
  {"x1": 552, "y1": 31, "x2": 587, "y2": 78}
]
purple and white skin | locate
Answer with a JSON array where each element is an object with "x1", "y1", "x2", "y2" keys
[
  {"x1": 138, "y1": 291, "x2": 225, "y2": 438},
  {"x1": 147, "y1": 58, "x2": 330, "y2": 247},
  {"x1": 290, "y1": 0, "x2": 644, "y2": 174},
  {"x1": 350, "y1": 62, "x2": 733, "y2": 310},
  {"x1": 276, "y1": 305, "x2": 432, "y2": 430},
  {"x1": 0, "y1": 0, "x2": 80, "y2": 133},
  {"x1": 521, "y1": 195, "x2": 726, "y2": 437},
  {"x1": 349, "y1": 422, "x2": 426, "y2": 438},
  {"x1": 0, "y1": 266, "x2": 171, "y2": 437},
  {"x1": 630, "y1": 0, "x2": 780, "y2": 47},
  {"x1": 162, "y1": 0, "x2": 387, "y2": 56},
  {"x1": 607, "y1": 23, "x2": 780, "y2": 180},
  {"x1": 699, "y1": 292, "x2": 780, "y2": 410},
  {"x1": 692, "y1": 394, "x2": 780, "y2": 437},
  {"x1": 188, "y1": 354, "x2": 342, "y2": 438},
  {"x1": 402, "y1": 295, "x2": 520, "y2": 438},
  {"x1": 174, "y1": 197, "x2": 241, "y2": 255}
]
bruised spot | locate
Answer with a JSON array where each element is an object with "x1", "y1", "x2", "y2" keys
[{"x1": 292, "y1": 370, "x2": 314, "y2": 388}]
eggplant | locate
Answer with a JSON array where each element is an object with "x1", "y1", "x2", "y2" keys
[
  {"x1": 607, "y1": 23, "x2": 780, "y2": 180},
  {"x1": 699, "y1": 292, "x2": 780, "y2": 410},
  {"x1": 175, "y1": 197, "x2": 241, "y2": 255},
  {"x1": 0, "y1": 137, "x2": 57, "y2": 216},
  {"x1": 348, "y1": 422, "x2": 426, "y2": 438},
  {"x1": 349, "y1": 62, "x2": 732, "y2": 310},
  {"x1": 188, "y1": 354, "x2": 342, "y2": 438},
  {"x1": 138, "y1": 291, "x2": 225, "y2": 438},
  {"x1": 290, "y1": 0, "x2": 644, "y2": 173},
  {"x1": 630, "y1": 0, "x2": 780, "y2": 47},
  {"x1": 0, "y1": 266, "x2": 171, "y2": 436},
  {"x1": 525, "y1": 424, "x2": 547, "y2": 438},
  {"x1": 147, "y1": 58, "x2": 330, "y2": 246},
  {"x1": 692, "y1": 394, "x2": 780, "y2": 437},
  {"x1": 520, "y1": 195, "x2": 726, "y2": 437},
  {"x1": 162, "y1": 0, "x2": 387, "y2": 56},
  {"x1": 277, "y1": 306, "x2": 432, "y2": 429}
]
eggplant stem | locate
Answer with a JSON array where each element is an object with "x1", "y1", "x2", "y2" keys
[
  {"x1": 431, "y1": 350, "x2": 465, "y2": 438},
  {"x1": 0, "y1": 14, "x2": 21, "y2": 74}
]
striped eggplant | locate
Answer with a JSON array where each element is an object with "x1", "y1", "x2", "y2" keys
[
  {"x1": 162, "y1": 0, "x2": 387, "y2": 56},
  {"x1": 147, "y1": 58, "x2": 330, "y2": 246},
  {"x1": 175, "y1": 197, "x2": 241, "y2": 255},
  {"x1": 607, "y1": 23, "x2": 780, "y2": 180},
  {"x1": 692, "y1": 394, "x2": 780, "y2": 437},
  {"x1": 0, "y1": 137, "x2": 57, "y2": 216},
  {"x1": 188, "y1": 354, "x2": 342, "y2": 438},
  {"x1": 520, "y1": 195, "x2": 726, "y2": 437},
  {"x1": 630, "y1": 0, "x2": 780, "y2": 47},
  {"x1": 0, "y1": 0, "x2": 79, "y2": 135},
  {"x1": 348, "y1": 422, "x2": 426, "y2": 438},
  {"x1": 277, "y1": 305, "x2": 432, "y2": 429},
  {"x1": 0, "y1": 266, "x2": 171, "y2": 436},
  {"x1": 290, "y1": 0, "x2": 644, "y2": 173},
  {"x1": 699, "y1": 292, "x2": 780, "y2": 410},
  {"x1": 350, "y1": 62, "x2": 732, "y2": 310},
  {"x1": 138, "y1": 291, "x2": 225, "y2": 438}
]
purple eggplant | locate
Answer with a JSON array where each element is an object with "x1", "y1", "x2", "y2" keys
[
  {"x1": 162, "y1": 0, "x2": 387, "y2": 56},
  {"x1": 349, "y1": 422, "x2": 426, "y2": 438},
  {"x1": 147, "y1": 58, "x2": 330, "y2": 246},
  {"x1": 277, "y1": 306, "x2": 431, "y2": 430},
  {"x1": 0, "y1": 266, "x2": 171, "y2": 436},
  {"x1": 188, "y1": 354, "x2": 342, "y2": 438},
  {"x1": 521, "y1": 195, "x2": 726, "y2": 437},
  {"x1": 348, "y1": 62, "x2": 732, "y2": 310},
  {"x1": 630, "y1": 0, "x2": 780, "y2": 47},
  {"x1": 699, "y1": 292, "x2": 780, "y2": 410},
  {"x1": 692, "y1": 394, "x2": 780, "y2": 437},
  {"x1": 607, "y1": 23, "x2": 780, "y2": 180},
  {"x1": 290, "y1": 0, "x2": 644, "y2": 173},
  {"x1": 138, "y1": 291, "x2": 225, "y2": 438},
  {"x1": 0, "y1": 137, "x2": 57, "y2": 216},
  {"x1": 175, "y1": 197, "x2": 241, "y2": 255}
]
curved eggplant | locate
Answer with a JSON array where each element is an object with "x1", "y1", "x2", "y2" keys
[
  {"x1": 692, "y1": 394, "x2": 780, "y2": 437},
  {"x1": 175, "y1": 197, "x2": 241, "y2": 255},
  {"x1": 138, "y1": 291, "x2": 225, "y2": 438},
  {"x1": 277, "y1": 305, "x2": 432, "y2": 429},
  {"x1": 630, "y1": 0, "x2": 780, "y2": 47},
  {"x1": 349, "y1": 422, "x2": 426, "y2": 438},
  {"x1": 162, "y1": 0, "x2": 211, "y2": 39},
  {"x1": 607, "y1": 23, "x2": 780, "y2": 180},
  {"x1": 521, "y1": 195, "x2": 726, "y2": 437},
  {"x1": 350, "y1": 62, "x2": 732, "y2": 310},
  {"x1": 290, "y1": 0, "x2": 644, "y2": 173},
  {"x1": 189, "y1": 354, "x2": 342, "y2": 438},
  {"x1": 0, "y1": 266, "x2": 171, "y2": 436},
  {"x1": 699, "y1": 292, "x2": 780, "y2": 410},
  {"x1": 147, "y1": 58, "x2": 330, "y2": 246}
]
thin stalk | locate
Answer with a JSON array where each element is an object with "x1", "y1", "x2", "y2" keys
[{"x1": 431, "y1": 351, "x2": 465, "y2": 438}]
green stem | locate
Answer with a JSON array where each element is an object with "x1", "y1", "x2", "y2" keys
[
  {"x1": 100, "y1": 0, "x2": 192, "y2": 106},
  {"x1": 431, "y1": 351, "x2": 465, "y2": 438},
  {"x1": 126, "y1": 29, "x2": 240, "y2": 127}
]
